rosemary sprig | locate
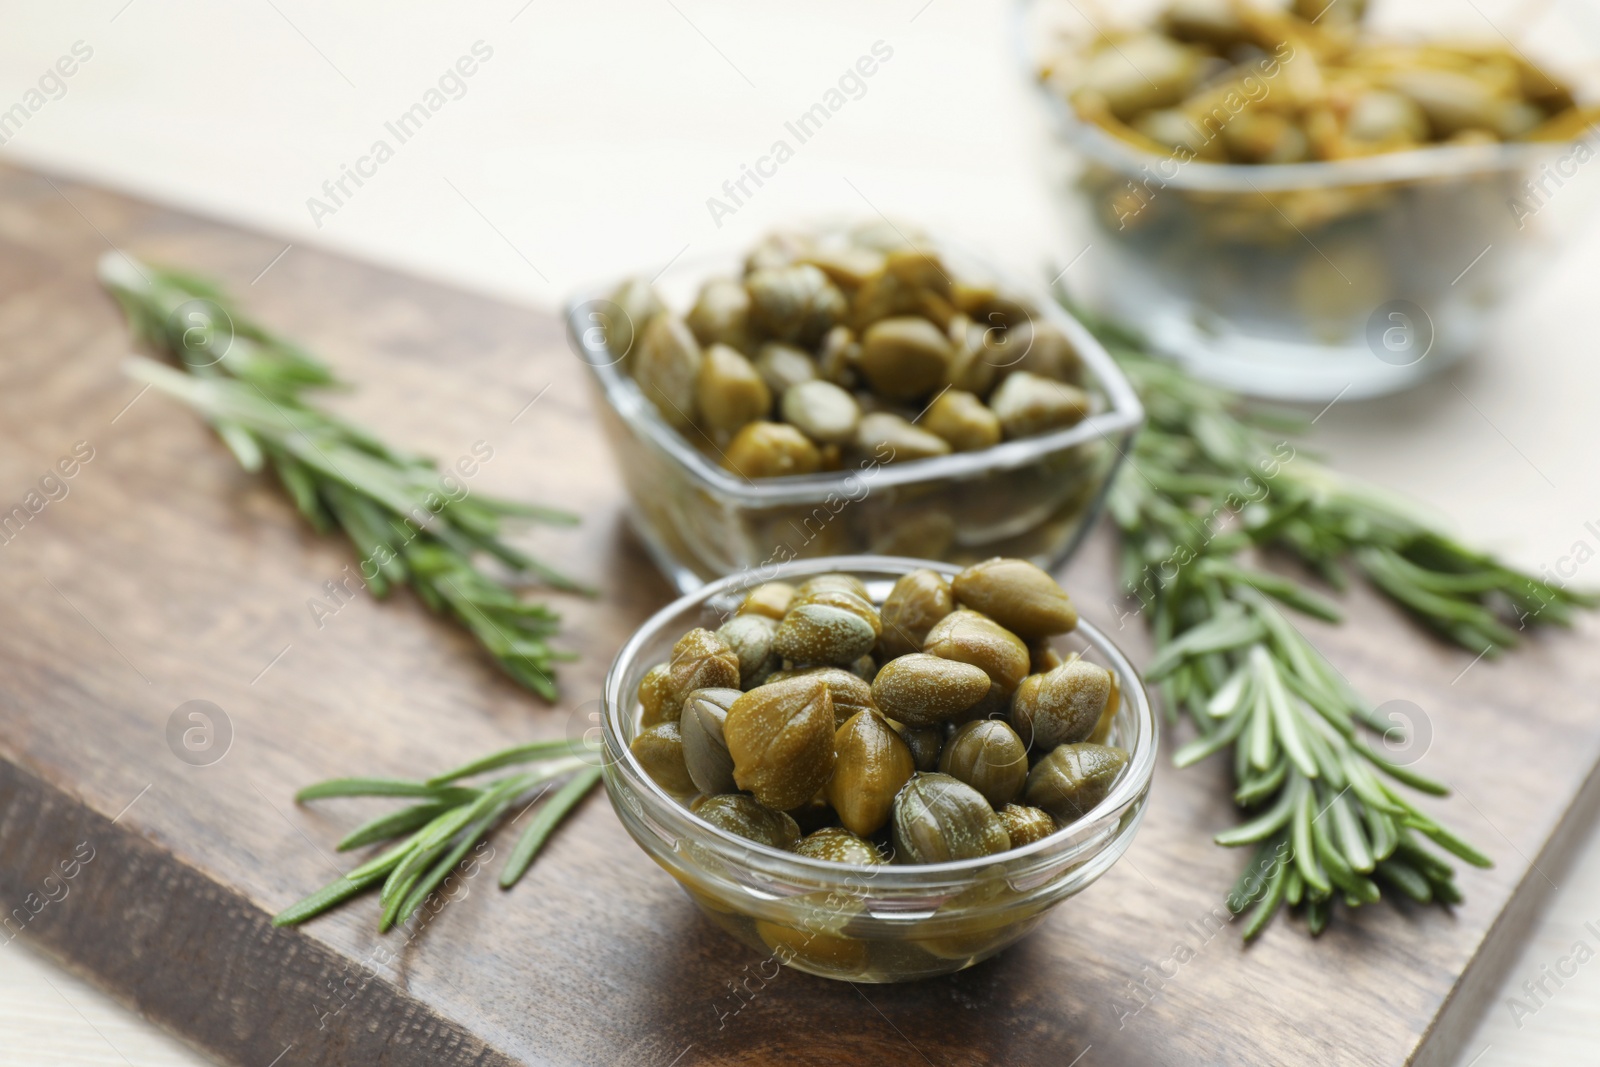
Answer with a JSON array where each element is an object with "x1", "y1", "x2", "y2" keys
[
  {"x1": 100, "y1": 254, "x2": 587, "y2": 699},
  {"x1": 273, "y1": 741, "x2": 601, "y2": 931},
  {"x1": 1087, "y1": 312, "x2": 1595, "y2": 939}
]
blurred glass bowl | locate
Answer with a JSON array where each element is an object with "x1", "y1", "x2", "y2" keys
[
  {"x1": 569, "y1": 231, "x2": 1143, "y2": 593},
  {"x1": 1019, "y1": 0, "x2": 1600, "y2": 401}
]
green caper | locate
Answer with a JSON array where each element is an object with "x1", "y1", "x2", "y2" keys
[
  {"x1": 723, "y1": 421, "x2": 822, "y2": 479},
  {"x1": 633, "y1": 313, "x2": 702, "y2": 432},
  {"x1": 631, "y1": 721, "x2": 695, "y2": 795},
  {"x1": 923, "y1": 389, "x2": 1002, "y2": 452},
  {"x1": 696, "y1": 344, "x2": 771, "y2": 440},
  {"x1": 754, "y1": 342, "x2": 818, "y2": 396},
  {"x1": 1023, "y1": 743, "x2": 1130, "y2": 823},
  {"x1": 724, "y1": 675, "x2": 836, "y2": 810},
  {"x1": 692, "y1": 793, "x2": 801, "y2": 850},
  {"x1": 738, "y1": 581, "x2": 795, "y2": 620},
  {"x1": 852, "y1": 249, "x2": 954, "y2": 326},
  {"x1": 781, "y1": 380, "x2": 861, "y2": 445},
  {"x1": 1010, "y1": 659, "x2": 1112, "y2": 752},
  {"x1": 665, "y1": 628, "x2": 742, "y2": 712},
  {"x1": 638, "y1": 662, "x2": 675, "y2": 726},
  {"x1": 715, "y1": 614, "x2": 780, "y2": 688},
  {"x1": 679, "y1": 687, "x2": 741, "y2": 796},
  {"x1": 997, "y1": 321, "x2": 1084, "y2": 385},
  {"x1": 795, "y1": 826, "x2": 886, "y2": 865},
  {"x1": 604, "y1": 277, "x2": 664, "y2": 371},
  {"x1": 987, "y1": 371, "x2": 1091, "y2": 440},
  {"x1": 773, "y1": 602, "x2": 879, "y2": 667},
  {"x1": 938, "y1": 720, "x2": 1029, "y2": 808},
  {"x1": 685, "y1": 276, "x2": 754, "y2": 353},
  {"x1": 954, "y1": 682, "x2": 1012, "y2": 726},
  {"x1": 877, "y1": 568, "x2": 954, "y2": 660},
  {"x1": 816, "y1": 325, "x2": 860, "y2": 388},
  {"x1": 891, "y1": 773, "x2": 1010, "y2": 864},
  {"x1": 768, "y1": 666, "x2": 877, "y2": 727},
  {"x1": 923, "y1": 609, "x2": 1031, "y2": 694},
  {"x1": 795, "y1": 573, "x2": 871, "y2": 599},
  {"x1": 997, "y1": 803, "x2": 1057, "y2": 847},
  {"x1": 828, "y1": 709, "x2": 915, "y2": 837},
  {"x1": 855, "y1": 412, "x2": 952, "y2": 464},
  {"x1": 896, "y1": 722, "x2": 945, "y2": 772},
  {"x1": 943, "y1": 316, "x2": 998, "y2": 397},
  {"x1": 1077, "y1": 32, "x2": 1202, "y2": 120},
  {"x1": 871, "y1": 653, "x2": 991, "y2": 726},
  {"x1": 951, "y1": 557, "x2": 1078, "y2": 639},
  {"x1": 746, "y1": 264, "x2": 847, "y2": 346},
  {"x1": 858, "y1": 317, "x2": 952, "y2": 400}
]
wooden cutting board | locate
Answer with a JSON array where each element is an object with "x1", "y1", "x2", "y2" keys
[{"x1": 2, "y1": 160, "x2": 1596, "y2": 1067}]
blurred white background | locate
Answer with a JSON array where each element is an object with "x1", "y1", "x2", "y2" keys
[{"x1": 2, "y1": 1, "x2": 1599, "y2": 1064}]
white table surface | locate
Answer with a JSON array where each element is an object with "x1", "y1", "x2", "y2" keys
[{"x1": 3, "y1": 1, "x2": 1598, "y2": 1064}]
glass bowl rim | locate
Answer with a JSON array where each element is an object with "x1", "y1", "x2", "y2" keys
[
  {"x1": 567, "y1": 235, "x2": 1145, "y2": 508},
  {"x1": 600, "y1": 554, "x2": 1159, "y2": 888},
  {"x1": 1013, "y1": 0, "x2": 1598, "y2": 193}
]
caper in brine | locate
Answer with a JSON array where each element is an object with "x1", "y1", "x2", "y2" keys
[
  {"x1": 855, "y1": 412, "x2": 952, "y2": 464},
  {"x1": 997, "y1": 320, "x2": 1084, "y2": 385},
  {"x1": 923, "y1": 609, "x2": 1031, "y2": 694},
  {"x1": 795, "y1": 826, "x2": 886, "y2": 865},
  {"x1": 1010, "y1": 659, "x2": 1112, "y2": 752},
  {"x1": 686, "y1": 276, "x2": 754, "y2": 353},
  {"x1": 828, "y1": 709, "x2": 916, "y2": 838},
  {"x1": 795, "y1": 573, "x2": 871, "y2": 600},
  {"x1": 666, "y1": 627, "x2": 742, "y2": 711},
  {"x1": 696, "y1": 343, "x2": 771, "y2": 440},
  {"x1": 877, "y1": 568, "x2": 955, "y2": 660},
  {"x1": 723, "y1": 421, "x2": 822, "y2": 480},
  {"x1": 631, "y1": 721, "x2": 695, "y2": 795},
  {"x1": 858, "y1": 317, "x2": 953, "y2": 400},
  {"x1": 1024, "y1": 743, "x2": 1130, "y2": 823},
  {"x1": 939, "y1": 720, "x2": 1029, "y2": 808},
  {"x1": 891, "y1": 773, "x2": 1010, "y2": 864},
  {"x1": 638, "y1": 662, "x2": 675, "y2": 726},
  {"x1": 871, "y1": 653, "x2": 992, "y2": 726},
  {"x1": 896, "y1": 722, "x2": 945, "y2": 772},
  {"x1": 768, "y1": 666, "x2": 877, "y2": 727},
  {"x1": 773, "y1": 602, "x2": 879, "y2": 667},
  {"x1": 715, "y1": 614, "x2": 780, "y2": 688},
  {"x1": 692, "y1": 793, "x2": 802, "y2": 850},
  {"x1": 987, "y1": 371, "x2": 1091, "y2": 440},
  {"x1": 679, "y1": 687, "x2": 741, "y2": 796},
  {"x1": 951, "y1": 557, "x2": 1078, "y2": 639},
  {"x1": 724, "y1": 675, "x2": 836, "y2": 810},
  {"x1": 817, "y1": 325, "x2": 860, "y2": 388},
  {"x1": 923, "y1": 389, "x2": 1002, "y2": 453},
  {"x1": 603, "y1": 277, "x2": 665, "y2": 371},
  {"x1": 739, "y1": 581, "x2": 795, "y2": 621},
  {"x1": 754, "y1": 341, "x2": 818, "y2": 396},
  {"x1": 997, "y1": 803, "x2": 1057, "y2": 848},
  {"x1": 633, "y1": 312, "x2": 703, "y2": 432},
  {"x1": 781, "y1": 380, "x2": 862, "y2": 445},
  {"x1": 746, "y1": 264, "x2": 848, "y2": 346}
]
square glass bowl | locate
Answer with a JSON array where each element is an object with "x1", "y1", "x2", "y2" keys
[
  {"x1": 599, "y1": 556, "x2": 1157, "y2": 983},
  {"x1": 568, "y1": 236, "x2": 1144, "y2": 593},
  {"x1": 1018, "y1": 0, "x2": 1600, "y2": 401}
]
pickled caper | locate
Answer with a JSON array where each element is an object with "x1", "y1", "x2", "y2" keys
[
  {"x1": 858, "y1": 317, "x2": 952, "y2": 400},
  {"x1": 715, "y1": 613, "x2": 780, "y2": 689},
  {"x1": 773, "y1": 601, "x2": 879, "y2": 667},
  {"x1": 696, "y1": 343, "x2": 771, "y2": 441},
  {"x1": 997, "y1": 803, "x2": 1057, "y2": 848},
  {"x1": 795, "y1": 826, "x2": 885, "y2": 865},
  {"x1": 871, "y1": 653, "x2": 992, "y2": 726},
  {"x1": 724, "y1": 675, "x2": 836, "y2": 810},
  {"x1": 723, "y1": 421, "x2": 822, "y2": 480},
  {"x1": 891, "y1": 773, "x2": 1010, "y2": 864},
  {"x1": 828, "y1": 709, "x2": 915, "y2": 837},
  {"x1": 896, "y1": 722, "x2": 945, "y2": 772},
  {"x1": 781, "y1": 380, "x2": 862, "y2": 445},
  {"x1": 631, "y1": 721, "x2": 695, "y2": 795},
  {"x1": 939, "y1": 720, "x2": 1029, "y2": 808},
  {"x1": 746, "y1": 264, "x2": 848, "y2": 346},
  {"x1": 665, "y1": 628, "x2": 742, "y2": 712},
  {"x1": 987, "y1": 371, "x2": 1091, "y2": 440},
  {"x1": 680, "y1": 687, "x2": 741, "y2": 796},
  {"x1": 633, "y1": 313, "x2": 703, "y2": 432},
  {"x1": 855, "y1": 412, "x2": 952, "y2": 464},
  {"x1": 768, "y1": 666, "x2": 877, "y2": 727},
  {"x1": 638, "y1": 662, "x2": 675, "y2": 726},
  {"x1": 923, "y1": 389, "x2": 1002, "y2": 453},
  {"x1": 1010, "y1": 659, "x2": 1112, "y2": 752},
  {"x1": 877, "y1": 568, "x2": 955, "y2": 660},
  {"x1": 1024, "y1": 743, "x2": 1130, "y2": 823},
  {"x1": 693, "y1": 793, "x2": 802, "y2": 850},
  {"x1": 951, "y1": 557, "x2": 1078, "y2": 639},
  {"x1": 686, "y1": 276, "x2": 754, "y2": 353},
  {"x1": 923, "y1": 609, "x2": 1031, "y2": 694}
]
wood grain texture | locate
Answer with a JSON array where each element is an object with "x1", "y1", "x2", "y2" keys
[{"x1": 1, "y1": 160, "x2": 1597, "y2": 1067}]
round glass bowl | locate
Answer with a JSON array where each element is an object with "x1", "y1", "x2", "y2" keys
[
  {"x1": 1017, "y1": 0, "x2": 1600, "y2": 401},
  {"x1": 569, "y1": 231, "x2": 1143, "y2": 594},
  {"x1": 599, "y1": 556, "x2": 1157, "y2": 983}
]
